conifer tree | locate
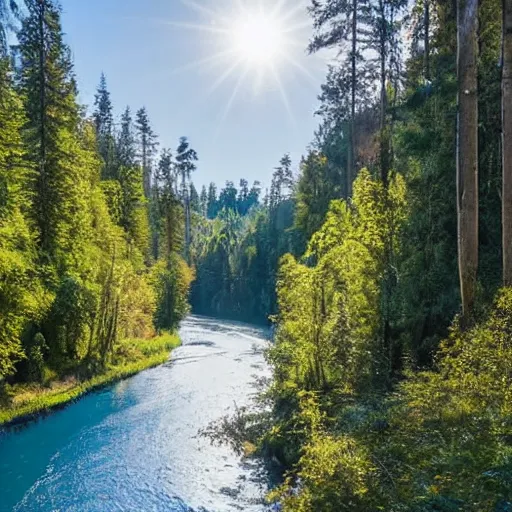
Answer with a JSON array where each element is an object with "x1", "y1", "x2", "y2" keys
[
  {"x1": 117, "y1": 106, "x2": 136, "y2": 168},
  {"x1": 175, "y1": 137, "x2": 198, "y2": 260},
  {"x1": 308, "y1": 0, "x2": 372, "y2": 196},
  {"x1": 135, "y1": 107, "x2": 158, "y2": 198},
  {"x1": 18, "y1": 0, "x2": 87, "y2": 263},
  {"x1": 207, "y1": 182, "x2": 218, "y2": 219},
  {"x1": 93, "y1": 72, "x2": 116, "y2": 179},
  {"x1": 200, "y1": 185, "x2": 208, "y2": 217}
]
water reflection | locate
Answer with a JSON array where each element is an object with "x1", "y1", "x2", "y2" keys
[{"x1": 0, "y1": 315, "x2": 271, "y2": 512}]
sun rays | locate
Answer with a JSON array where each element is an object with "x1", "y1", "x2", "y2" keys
[{"x1": 166, "y1": 0, "x2": 312, "y2": 127}]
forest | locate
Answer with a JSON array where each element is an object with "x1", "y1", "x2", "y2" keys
[
  {"x1": 0, "y1": 0, "x2": 193, "y2": 422},
  {"x1": 194, "y1": 0, "x2": 512, "y2": 510},
  {"x1": 0, "y1": 0, "x2": 511, "y2": 509}
]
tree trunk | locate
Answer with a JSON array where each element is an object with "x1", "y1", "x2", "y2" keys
[
  {"x1": 379, "y1": 0, "x2": 390, "y2": 187},
  {"x1": 503, "y1": 0, "x2": 512, "y2": 286},
  {"x1": 348, "y1": 0, "x2": 357, "y2": 197},
  {"x1": 424, "y1": 0, "x2": 430, "y2": 80},
  {"x1": 457, "y1": 0, "x2": 479, "y2": 322},
  {"x1": 38, "y1": 0, "x2": 48, "y2": 252}
]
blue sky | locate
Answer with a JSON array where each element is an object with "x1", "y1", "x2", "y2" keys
[{"x1": 59, "y1": 0, "x2": 329, "y2": 191}]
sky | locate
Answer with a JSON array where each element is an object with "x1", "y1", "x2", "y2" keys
[{"x1": 58, "y1": 0, "x2": 330, "y2": 191}]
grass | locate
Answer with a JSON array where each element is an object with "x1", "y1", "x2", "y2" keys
[{"x1": 0, "y1": 333, "x2": 181, "y2": 427}]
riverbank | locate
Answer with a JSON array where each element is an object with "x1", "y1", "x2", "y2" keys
[{"x1": 0, "y1": 333, "x2": 181, "y2": 428}]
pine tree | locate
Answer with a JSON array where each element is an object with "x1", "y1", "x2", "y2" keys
[
  {"x1": 207, "y1": 182, "x2": 218, "y2": 219},
  {"x1": 135, "y1": 107, "x2": 158, "y2": 198},
  {"x1": 270, "y1": 154, "x2": 294, "y2": 209},
  {"x1": 18, "y1": 0, "x2": 86, "y2": 262},
  {"x1": 175, "y1": 137, "x2": 198, "y2": 260},
  {"x1": 93, "y1": 72, "x2": 116, "y2": 179},
  {"x1": 200, "y1": 185, "x2": 208, "y2": 217},
  {"x1": 117, "y1": 106, "x2": 136, "y2": 168},
  {"x1": 308, "y1": 0, "x2": 373, "y2": 196}
]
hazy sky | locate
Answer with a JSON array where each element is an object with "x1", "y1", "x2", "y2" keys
[{"x1": 59, "y1": 0, "x2": 329, "y2": 191}]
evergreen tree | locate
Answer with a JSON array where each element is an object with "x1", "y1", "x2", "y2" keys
[
  {"x1": 93, "y1": 72, "x2": 115, "y2": 179},
  {"x1": 190, "y1": 182, "x2": 200, "y2": 213},
  {"x1": 18, "y1": 0, "x2": 86, "y2": 262},
  {"x1": 308, "y1": 0, "x2": 373, "y2": 196},
  {"x1": 218, "y1": 181, "x2": 238, "y2": 212},
  {"x1": 135, "y1": 107, "x2": 158, "y2": 198},
  {"x1": 175, "y1": 136, "x2": 198, "y2": 259},
  {"x1": 200, "y1": 184, "x2": 208, "y2": 217},
  {"x1": 207, "y1": 182, "x2": 218, "y2": 219},
  {"x1": 117, "y1": 106, "x2": 136, "y2": 168}
]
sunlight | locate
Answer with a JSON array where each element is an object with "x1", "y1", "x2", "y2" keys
[
  {"x1": 169, "y1": 0, "x2": 314, "y2": 127},
  {"x1": 230, "y1": 13, "x2": 285, "y2": 66}
]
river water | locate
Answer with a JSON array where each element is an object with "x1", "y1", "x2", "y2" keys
[{"x1": 0, "y1": 316, "x2": 272, "y2": 512}]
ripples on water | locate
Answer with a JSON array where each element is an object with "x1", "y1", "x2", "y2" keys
[{"x1": 0, "y1": 316, "x2": 273, "y2": 512}]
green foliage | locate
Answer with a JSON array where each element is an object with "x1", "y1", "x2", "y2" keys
[
  {"x1": 271, "y1": 169, "x2": 407, "y2": 394},
  {"x1": 152, "y1": 255, "x2": 194, "y2": 332},
  {"x1": 0, "y1": 0, "x2": 190, "y2": 392},
  {"x1": 0, "y1": 333, "x2": 181, "y2": 426}
]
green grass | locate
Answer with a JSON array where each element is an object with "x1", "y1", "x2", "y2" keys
[{"x1": 0, "y1": 333, "x2": 181, "y2": 427}]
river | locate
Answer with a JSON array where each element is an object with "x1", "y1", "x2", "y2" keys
[{"x1": 0, "y1": 316, "x2": 272, "y2": 512}]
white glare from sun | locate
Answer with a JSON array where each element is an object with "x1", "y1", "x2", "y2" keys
[{"x1": 230, "y1": 13, "x2": 284, "y2": 66}]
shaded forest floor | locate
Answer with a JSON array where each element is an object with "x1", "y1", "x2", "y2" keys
[{"x1": 0, "y1": 334, "x2": 181, "y2": 428}]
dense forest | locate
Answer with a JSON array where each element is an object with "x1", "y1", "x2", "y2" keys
[
  {"x1": 196, "y1": 0, "x2": 512, "y2": 510},
  {"x1": 0, "y1": 0, "x2": 193, "y2": 404}
]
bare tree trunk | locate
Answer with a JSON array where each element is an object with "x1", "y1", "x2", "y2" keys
[
  {"x1": 503, "y1": 0, "x2": 512, "y2": 285},
  {"x1": 345, "y1": 0, "x2": 358, "y2": 198},
  {"x1": 185, "y1": 191, "x2": 191, "y2": 263},
  {"x1": 424, "y1": 0, "x2": 430, "y2": 80},
  {"x1": 457, "y1": 0, "x2": 479, "y2": 322}
]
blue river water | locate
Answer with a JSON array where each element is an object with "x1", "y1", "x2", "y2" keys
[{"x1": 0, "y1": 316, "x2": 272, "y2": 512}]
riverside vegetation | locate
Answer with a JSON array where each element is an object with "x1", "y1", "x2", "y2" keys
[
  {"x1": 0, "y1": 1, "x2": 194, "y2": 425},
  {"x1": 193, "y1": 0, "x2": 512, "y2": 510}
]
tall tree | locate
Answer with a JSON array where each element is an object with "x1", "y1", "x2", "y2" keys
[
  {"x1": 503, "y1": 0, "x2": 512, "y2": 285},
  {"x1": 457, "y1": 0, "x2": 479, "y2": 321},
  {"x1": 270, "y1": 154, "x2": 294, "y2": 208},
  {"x1": 200, "y1": 185, "x2": 208, "y2": 217},
  {"x1": 370, "y1": 0, "x2": 406, "y2": 185},
  {"x1": 93, "y1": 72, "x2": 115, "y2": 179},
  {"x1": 175, "y1": 137, "x2": 198, "y2": 260},
  {"x1": 117, "y1": 106, "x2": 136, "y2": 168},
  {"x1": 135, "y1": 107, "x2": 158, "y2": 198},
  {"x1": 308, "y1": 0, "x2": 371, "y2": 196},
  {"x1": 207, "y1": 182, "x2": 218, "y2": 219},
  {"x1": 18, "y1": 0, "x2": 84, "y2": 259}
]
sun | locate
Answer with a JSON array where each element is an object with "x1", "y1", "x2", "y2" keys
[
  {"x1": 168, "y1": 0, "x2": 316, "y2": 126},
  {"x1": 230, "y1": 12, "x2": 285, "y2": 66}
]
